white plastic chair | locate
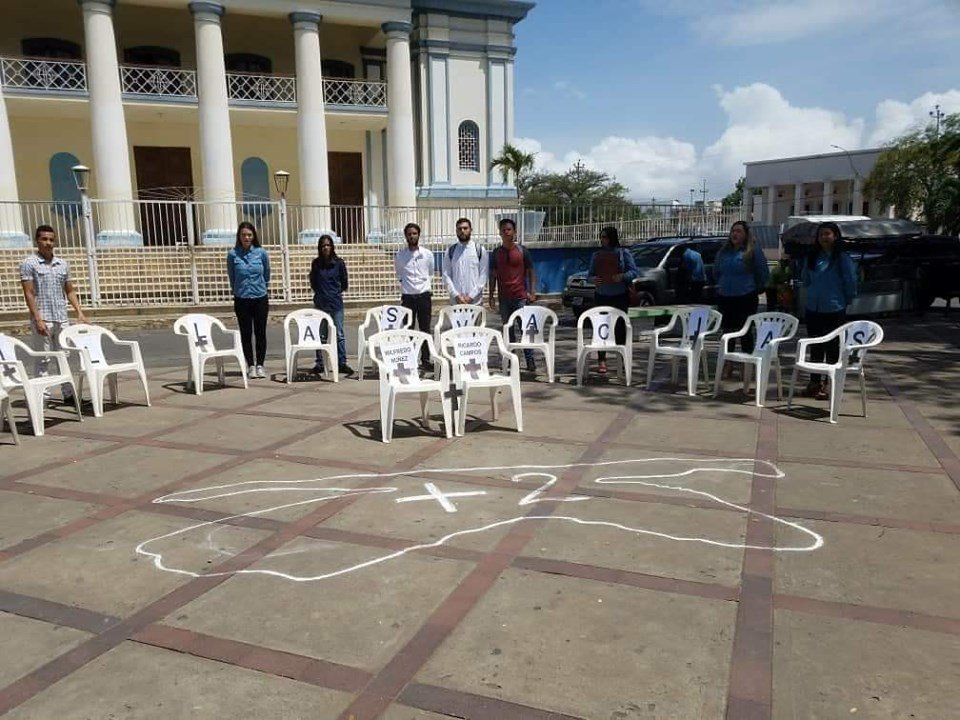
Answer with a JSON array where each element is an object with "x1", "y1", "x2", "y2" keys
[
  {"x1": 503, "y1": 305, "x2": 558, "y2": 382},
  {"x1": 173, "y1": 314, "x2": 248, "y2": 396},
  {"x1": 283, "y1": 309, "x2": 339, "y2": 384},
  {"x1": 367, "y1": 329, "x2": 453, "y2": 443},
  {"x1": 0, "y1": 383, "x2": 20, "y2": 445},
  {"x1": 787, "y1": 320, "x2": 884, "y2": 424},
  {"x1": 646, "y1": 306, "x2": 722, "y2": 396},
  {"x1": 713, "y1": 312, "x2": 799, "y2": 407},
  {"x1": 357, "y1": 304, "x2": 413, "y2": 379},
  {"x1": 58, "y1": 324, "x2": 150, "y2": 417},
  {"x1": 440, "y1": 326, "x2": 523, "y2": 436},
  {"x1": 576, "y1": 306, "x2": 633, "y2": 386},
  {"x1": 0, "y1": 333, "x2": 82, "y2": 436},
  {"x1": 433, "y1": 304, "x2": 487, "y2": 348}
]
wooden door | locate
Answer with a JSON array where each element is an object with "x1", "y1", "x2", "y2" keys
[
  {"x1": 328, "y1": 151, "x2": 364, "y2": 243},
  {"x1": 133, "y1": 146, "x2": 194, "y2": 246}
]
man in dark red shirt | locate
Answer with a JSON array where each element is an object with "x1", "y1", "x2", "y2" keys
[{"x1": 488, "y1": 217, "x2": 538, "y2": 373}]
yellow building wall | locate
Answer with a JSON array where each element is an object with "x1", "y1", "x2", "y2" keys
[
  {"x1": 1, "y1": 0, "x2": 84, "y2": 57},
  {"x1": 9, "y1": 113, "x2": 93, "y2": 201}
]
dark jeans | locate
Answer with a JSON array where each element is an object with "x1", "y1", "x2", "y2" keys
[
  {"x1": 401, "y1": 291, "x2": 433, "y2": 365},
  {"x1": 499, "y1": 297, "x2": 535, "y2": 365},
  {"x1": 315, "y1": 304, "x2": 347, "y2": 368},
  {"x1": 717, "y1": 292, "x2": 759, "y2": 353},
  {"x1": 684, "y1": 281, "x2": 705, "y2": 304},
  {"x1": 804, "y1": 309, "x2": 846, "y2": 383},
  {"x1": 233, "y1": 295, "x2": 268, "y2": 366},
  {"x1": 593, "y1": 292, "x2": 630, "y2": 361}
]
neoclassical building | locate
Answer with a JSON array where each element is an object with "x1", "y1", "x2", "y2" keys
[{"x1": 0, "y1": 0, "x2": 533, "y2": 244}]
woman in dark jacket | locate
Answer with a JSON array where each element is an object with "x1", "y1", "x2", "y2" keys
[
  {"x1": 801, "y1": 221, "x2": 858, "y2": 398},
  {"x1": 587, "y1": 226, "x2": 638, "y2": 374},
  {"x1": 309, "y1": 235, "x2": 352, "y2": 375}
]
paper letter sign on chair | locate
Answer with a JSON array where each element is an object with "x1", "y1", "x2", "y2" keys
[
  {"x1": 576, "y1": 306, "x2": 633, "y2": 386},
  {"x1": 59, "y1": 324, "x2": 151, "y2": 417},
  {"x1": 173, "y1": 314, "x2": 248, "y2": 396},
  {"x1": 357, "y1": 304, "x2": 413, "y2": 380},
  {"x1": 714, "y1": 312, "x2": 798, "y2": 407},
  {"x1": 434, "y1": 304, "x2": 487, "y2": 348},
  {"x1": 0, "y1": 384, "x2": 20, "y2": 445},
  {"x1": 284, "y1": 309, "x2": 339, "y2": 384},
  {"x1": 440, "y1": 326, "x2": 523, "y2": 436},
  {"x1": 647, "y1": 306, "x2": 722, "y2": 395},
  {"x1": 368, "y1": 329, "x2": 453, "y2": 443},
  {"x1": 503, "y1": 306, "x2": 558, "y2": 382},
  {"x1": 787, "y1": 320, "x2": 883, "y2": 424},
  {"x1": 0, "y1": 333, "x2": 82, "y2": 436}
]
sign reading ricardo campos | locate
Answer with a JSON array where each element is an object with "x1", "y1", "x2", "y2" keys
[
  {"x1": 453, "y1": 335, "x2": 490, "y2": 380},
  {"x1": 381, "y1": 339, "x2": 419, "y2": 384}
]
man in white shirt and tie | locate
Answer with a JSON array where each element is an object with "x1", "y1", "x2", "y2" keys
[
  {"x1": 441, "y1": 217, "x2": 488, "y2": 305},
  {"x1": 394, "y1": 222, "x2": 435, "y2": 369}
]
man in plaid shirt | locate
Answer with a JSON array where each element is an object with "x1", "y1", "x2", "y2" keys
[{"x1": 20, "y1": 224, "x2": 87, "y2": 402}]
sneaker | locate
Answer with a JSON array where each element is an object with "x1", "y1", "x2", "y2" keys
[
  {"x1": 597, "y1": 360, "x2": 608, "y2": 375},
  {"x1": 255, "y1": 365, "x2": 266, "y2": 379},
  {"x1": 248, "y1": 365, "x2": 257, "y2": 379},
  {"x1": 525, "y1": 358, "x2": 536, "y2": 373},
  {"x1": 311, "y1": 363, "x2": 325, "y2": 375},
  {"x1": 338, "y1": 364, "x2": 355, "y2": 376}
]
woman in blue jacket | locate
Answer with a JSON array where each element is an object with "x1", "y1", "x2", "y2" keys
[
  {"x1": 714, "y1": 221, "x2": 769, "y2": 356},
  {"x1": 588, "y1": 226, "x2": 638, "y2": 374},
  {"x1": 801, "y1": 222, "x2": 858, "y2": 398},
  {"x1": 309, "y1": 235, "x2": 353, "y2": 375},
  {"x1": 227, "y1": 222, "x2": 270, "y2": 379}
]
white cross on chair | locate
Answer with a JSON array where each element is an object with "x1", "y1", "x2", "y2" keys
[{"x1": 395, "y1": 482, "x2": 486, "y2": 513}]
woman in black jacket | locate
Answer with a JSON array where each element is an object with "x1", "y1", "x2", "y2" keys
[{"x1": 309, "y1": 236, "x2": 352, "y2": 375}]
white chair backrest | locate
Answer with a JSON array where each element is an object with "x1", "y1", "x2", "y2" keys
[
  {"x1": 286, "y1": 309, "x2": 332, "y2": 347},
  {"x1": 370, "y1": 330, "x2": 431, "y2": 386},
  {"x1": 60, "y1": 324, "x2": 110, "y2": 367},
  {"x1": 371, "y1": 304, "x2": 412, "y2": 332},
  {"x1": 0, "y1": 334, "x2": 25, "y2": 386},
  {"x1": 508, "y1": 306, "x2": 556, "y2": 345},
  {"x1": 580, "y1": 307, "x2": 628, "y2": 347},
  {"x1": 750, "y1": 312, "x2": 798, "y2": 354},
  {"x1": 438, "y1": 305, "x2": 486, "y2": 332},
  {"x1": 444, "y1": 327, "x2": 497, "y2": 380},
  {"x1": 670, "y1": 306, "x2": 718, "y2": 345},
  {"x1": 175, "y1": 313, "x2": 221, "y2": 353},
  {"x1": 842, "y1": 320, "x2": 883, "y2": 367}
]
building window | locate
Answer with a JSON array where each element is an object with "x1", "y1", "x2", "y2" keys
[
  {"x1": 322, "y1": 60, "x2": 355, "y2": 79},
  {"x1": 21, "y1": 38, "x2": 81, "y2": 60},
  {"x1": 458, "y1": 120, "x2": 480, "y2": 172},
  {"x1": 240, "y1": 157, "x2": 272, "y2": 219},
  {"x1": 123, "y1": 46, "x2": 181, "y2": 67},
  {"x1": 225, "y1": 53, "x2": 272, "y2": 74},
  {"x1": 49, "y1": 152, "x2": 81, "y2": 220}
]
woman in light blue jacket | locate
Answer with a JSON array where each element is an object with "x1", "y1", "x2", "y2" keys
[
  {"x1": 714, "y1": 221, "x2": 769, "y2": 355},
  {"x1": 227, "y1": 222, "x2": 271, "y2": 378},
  {"x1": 801, "y1": 221, "x2": 858, "y2": 398}
]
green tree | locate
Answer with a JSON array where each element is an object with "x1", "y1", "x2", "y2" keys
[
  {"x1": 722, "y1": 177, "x2": 745, "y2": 208},
  {"x1": 866, "y1": 113, "x2": 960, "y2": 235},
  {"x1": 522, "y1": 160, "x2": 630, "y2": 206},
  {"x1": 489, "y1": 143, "x2": 536, "y2": 193}
]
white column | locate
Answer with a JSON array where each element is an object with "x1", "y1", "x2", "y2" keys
[
  {"x1": 382, "y1": 22, "x2": 417, "y2": 209},
  {"x1": 79, "y1": 0, "x2": 140, "y2": 245},
  {"x1": 0, "y1": 90, "x2": 28, "y2": 246},
  {"x1": 190, "y1": 1, "x2": 237, "y2": 243},
  {"x1": 852, "y1": 176, "x2": 864, "y2": 216},
  {"x1": 290, "y1": 11, "x2": 335, "y2": 243},
  {"x1": 765, "y1": 185, "x2": 777, "y2": 225},
  {"x1": 741, "y1": 185, "x2": 752, "y2": 220},
  {"x1": 793, "y1": 182, "x2": 804, "y2": 216},
  {"x1": 822, "y1": 180, "x2": 834, "y2": 215}
]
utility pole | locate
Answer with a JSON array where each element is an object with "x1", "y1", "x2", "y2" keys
[
  {"x1": 930, "y1": 104, "x2": 945, "y2": 137},
  {"x1": 699, "y1": 178, "x2": 708, "y2": 205},
  {"x1": 689, "y1": 188, "x2": 695, "y2": 207}
]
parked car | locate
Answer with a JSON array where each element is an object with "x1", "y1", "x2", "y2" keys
[{"x1": 561, "y1": 236, "x2": 726, "y2": 317}]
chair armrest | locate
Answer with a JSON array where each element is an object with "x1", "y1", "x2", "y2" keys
[
  {"x1": 0, "y1": 358, "x2": 26, "y2": 382},
  {"x1": 114, "y1": 339, "x2": 144, "y2": 364}
]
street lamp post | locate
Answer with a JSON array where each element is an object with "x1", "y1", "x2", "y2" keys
[
  {"x1": 71, "y1": 164, "x2": 100, "y2": 306},
  {"x1": 830, "y1": 144, "x2": 862, "y2": 215},
  {"x1": 930, "y1": 104, "x2": 944, "y2": 136},
  {"x1": 274, "y1": 170, "x2": 291, "y2": 302}
]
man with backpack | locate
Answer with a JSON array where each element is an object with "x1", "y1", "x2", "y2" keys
[
  {"x1": 441, "y1": 217, "x2": 488, "y2": 305},
  {"x1": 489, "y1": 217, "x2": 537, "y2": 373}
]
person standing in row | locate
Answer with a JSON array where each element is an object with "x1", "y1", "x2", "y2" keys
[
  {"x1": 19, "y1": 224, "x2": 87, "y2": 403},
  {"x1": 801, "y1": 221, "x2": 858, "y2": 399},
  {"x1": 442, "y1": 217, "x2": 488, "y2": 305},
  {"x1": 310, "y1": 235, "x2": 353, "y2": 376},
  {"x1": 588, "y1": 226, "x2": 638, "y2": 375},
  {"x1": 714, "y1": 221, "x2": 769, "y2": 363},
  {"x1": 489, "y1": 217, "x2": 537, "y2": 373},
  {"x1": 680, "y1": 244, "x2": 706, "y2": 303},
  {"x1": 395, "y1": 222, "x2": 434, "y2": 370},
  {"x1": 227, "y1": 222, "x2": 270, "y2": 379}
]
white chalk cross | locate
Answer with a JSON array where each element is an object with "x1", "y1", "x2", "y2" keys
[{"x1": 395, "y1": 482, "x2": 486, "y2": 513}]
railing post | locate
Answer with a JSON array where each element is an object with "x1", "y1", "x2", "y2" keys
[
  {"x1": 278, "y1": 196, "x2": 291, "y2": 302},
  {"x1": 186, "y1": 201, "x2": 200, "y2": 305},
  {"x1": 80, "y1": 193, "x2": 100, "y2": 306}
]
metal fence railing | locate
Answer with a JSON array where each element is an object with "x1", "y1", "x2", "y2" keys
[{"x1": 0, "y1": 200, "x2": 745, "y2": 312}]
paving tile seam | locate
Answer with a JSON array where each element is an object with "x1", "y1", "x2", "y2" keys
[
  {"x1": 398, "y1": 682, "x2": 588, "y2": 720},
  {"x1": 334, "y1": 407, "x2": 637, "y2": 720},
  {"x1": 773, "y1": 594, "x2": 960, "y2": 635}
]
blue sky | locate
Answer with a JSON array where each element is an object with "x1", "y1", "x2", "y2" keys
[{"x1": 511, "y1": 0, "x2": 960, "y2": 200}]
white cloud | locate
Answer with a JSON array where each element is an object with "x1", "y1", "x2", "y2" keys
[
  {"x1": 552, "y1": 80, "x2": 586, "y2": 101},
  {"x1": 869, "y1": 90, "x2": 960, "y2": 145}
]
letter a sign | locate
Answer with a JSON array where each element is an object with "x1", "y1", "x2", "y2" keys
[
  {"x1": 755, "y1": 320, "x2": 780, "y2": 352},
  {"x1": 299, "y1": 318, "x2": 323, "y2": 344}
]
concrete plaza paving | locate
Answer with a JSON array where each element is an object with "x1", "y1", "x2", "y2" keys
[{"x1": 0, "y1": 312, "x2": 958, "y2": 719}]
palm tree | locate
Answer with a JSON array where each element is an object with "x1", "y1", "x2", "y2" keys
[{"x1": 490, "y1": 143, "x2": 536, "y2": 193}]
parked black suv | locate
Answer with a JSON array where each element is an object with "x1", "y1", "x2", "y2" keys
[{"x1": 561, "y1": 236, "x2": 726, "y2": 317}]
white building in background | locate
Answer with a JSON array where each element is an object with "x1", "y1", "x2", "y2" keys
[
  {"x1": 0, "y1": 0, "x2": 533, "y2": 245},
  {"x1": 744, "y1": 148, "x2": 892, "y2": 228}
]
